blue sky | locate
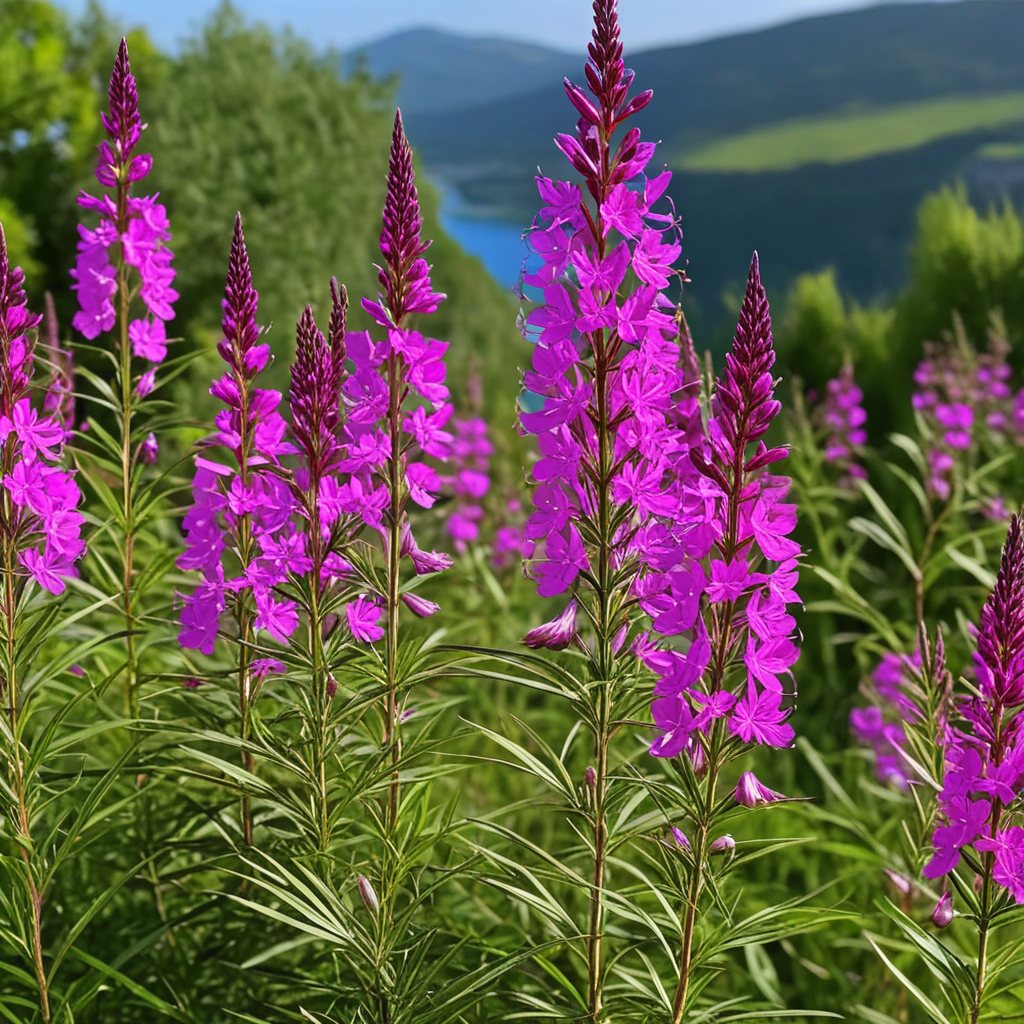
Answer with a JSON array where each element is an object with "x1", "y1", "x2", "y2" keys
[{"x1": 53, "y1": 0, "x2": 953, "y2": 53}]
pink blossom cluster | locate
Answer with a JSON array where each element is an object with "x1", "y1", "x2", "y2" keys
[
  {"x1": 850, "y1": 650, "x2": 922, "y2": 789},
  {"x1": 177, "y1": 215, "x2": 298, "y2": 655},
  {"x1": 442, "y1": 417, "x2": 492, "y2": 552},
  {"x1": 912, "y1": 333, "x2": 1024, "y2": 500},
  {"x1": 331, "y1": 110, "x2": 453, "y2": 627},
  {"x1": 492, "y1": 495, "x2": 529, "y2": 570},
  {"x1": 924, "y1": 515, "x2": 1024, "y2": 902},
  {"x1": 0, "y1": 227, "x2": 85, "y2": 594},
  {"x1": 70, "y1": 39, "x2": 177, "y2": 376},
  {"x1": 645, "y1": 258, "x2": 801, "y2": 760},
  {"x1": 817, "y1": 363, "x2": 868, "y2": 486},
  {"x1": 514, "y1": 0, "x2": 801, "y2": 774},
  {"x1": 177, "y1": 112, "x2": 455, "y2": 658}
]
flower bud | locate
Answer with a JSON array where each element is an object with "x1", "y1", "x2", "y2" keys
[
  {"x1": 710, "y1": 834, "x2": 735, "y2": 855},
  {"x1": 401, "y1": 592, "x2": 441, "y2": 618},
  {"x1": 584, "y1": 765, "x2": 597, "y2": 789},
  {"x1": 357, "y1": 875, "x2": 379, "y2": 915},
  {"x1": 734, "y1": 771, "x2": 788, "y2": 808},
  {"x1": 521, "y1": 599, "x2": 578, "y2": 650},
  {"x1": 140, "y1": 431, "x2": 158, "y2": 464},
  {"x1": 670, "y1": 827, "x2": 690, "y2": 850},
  {"x1": 883, "y1": 869, "x2": 913, "y2": 896},
  {"x1": 932, "y1": 892, "x2": 953, "y2": 928}
]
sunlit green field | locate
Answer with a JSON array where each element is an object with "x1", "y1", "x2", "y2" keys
[{"x1": 677, "y1": 91, "x2": 1024, "y2": 172}]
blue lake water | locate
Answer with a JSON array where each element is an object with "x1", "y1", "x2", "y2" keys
[{"x1": 437, "y1": 189, "x2": 540, "y2": 294}]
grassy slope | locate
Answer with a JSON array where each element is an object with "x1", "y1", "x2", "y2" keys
[{"x1": 679, "y1": 91, "x2": 1024, "y2": 173}]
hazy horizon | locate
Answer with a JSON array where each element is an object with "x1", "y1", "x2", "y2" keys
[{"x1": 52, "y1": 0, "x2": 962, "y2": 55}]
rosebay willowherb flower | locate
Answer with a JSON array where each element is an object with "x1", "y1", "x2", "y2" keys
[
  {"x1": 0, "y1": 224, "x2": 86, "y2": 1023},
  {"x1": 71, "y1": 38, "x2": 178, "y2": 715},
  {"x1": 443, "y1": 417, "x2": 491, "y2": 552},
  {"x1": 881, "y1": 513, "x2": 1024, "y2": 1020},
  {"x1": 925, "y1": 515, "x2": 1024, "y2": 892},
  {"x1": 177, "y1": 214, "x2": 294, "y2": 842},
  {"x1": 178, "y1": 214, "x2": 296, "y2": 658},
  {"x1": 511, "y1": 0, "x2": 693, "y2": 1014},
  {"x1": 334, "y1": 109, "x2": 452, "y2": 835},
  {"x1": 911, "y1": 327, "x2": 1023, "y2": 501},
  {"x1": 816, "y1": 361, "x2": 868, "y2": 487},
  {"x1": 644, "y1": 255, "x2": 803, "y2": 1023},
  {"x1": 646, "y1": 255, "x2": 801, "y2": 767},
  {"x1": 71, "y1": 38, "x2": 177, "y2": 372},
  {"x1": 0, "y1": 225, "x2": 85, "y2": 596}
]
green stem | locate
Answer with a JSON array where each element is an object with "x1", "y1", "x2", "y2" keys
[
  {"x1": 3, "y1": 540, "x2": 50, "y2": 1022},
  {"x1": 671, "y1": 761, "x2": 720, "y2": 1024},
  {"x1": 385, "y1": 350, "x2": 404, "y2": 837},
  {"x1": 117, "y1": 240, "x2": 138, "y2": 720},
  {"x1": 308, "y1": 510, "x2": 329, "y2": 853}
]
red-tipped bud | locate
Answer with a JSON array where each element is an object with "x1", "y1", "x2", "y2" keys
[
  {"x1": 617, "y1": 89, "x2": 653, "y2": 122},
  {"x1": 564, "y1": 79, "x2": 601, "y2": 125}
]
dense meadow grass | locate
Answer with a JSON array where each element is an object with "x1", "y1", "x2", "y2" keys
[{"x1": 3, "y1": 2, "x2": 1024, "y2": 1024}]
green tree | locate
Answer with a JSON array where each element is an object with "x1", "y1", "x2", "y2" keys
[{"x1": 145, "y1": 2, "x2": 524, "y2": 422}]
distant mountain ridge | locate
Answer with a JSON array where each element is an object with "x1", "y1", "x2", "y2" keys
[
  {"x1": 349, "y1": 2, "x2": 1024, "y2": 328},
  {"x1": 340, "y1": 28, "x2": 574, "y2": 115}
]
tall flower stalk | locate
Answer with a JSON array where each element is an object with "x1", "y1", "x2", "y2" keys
[
  {"x1": 921, "y1": 513, "x2": 1024, "y2": 1023},
  {"x1": 653, "y1": 255, "x2": 801, "y2": 1021},
  {"x1": 0, "y1": 223, "x2": 86, "y2": 1023},
  {"x1": 353, "y1": 109, "x2": 449, "y2": 833},
  {"x1": 70, "y1": 39, "x2": 177, "y2": 716},
  {"x1": 178, "y1": 213, "x2": 293, "y2": 845},
  {"x1": 286, "y1": 281, "x2": 349, "y2": 848},
  {"x1": 514, "y1": 0, "x2": 693, "y2": 1014}
]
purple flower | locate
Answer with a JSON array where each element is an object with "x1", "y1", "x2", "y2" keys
[
  {"x1": 400, "y1": 592, "x2": 440, "y2": 618},
  {"x1": 0, "y1": 224, "x2": 84, "y2": 596},
  {"x1": 734, "y1": 771, "x2": 790, "y2": 808},
  {"x1": 71, "y1": 39, "x2": 177, "y2": 358},
  {"x1": 710, "y1": 834, "x2": 736, "y2": 855},
  {"x1": 922, "y1": 516, "x2": 1024, "y2": 902},
  {"x1": 140, "y1": 431, "x2": 158, "y2": 464},
  {"x1": 178, "y1": 217, "x2": 295, "y2": 657},
  {"x1": 522, "y1": 599, "x2": 578, "y2": 651},
  {"x1": 975, "y1": 514, "x2": 1024, "y2": 707},
  {"x1": 347, "y1": 596, "x2": 384, "y2": 643},
  {"x1": 728, "y1": 684, "x2": 794, "y2": 748},
  {"x1": 816, "y1": 362, "x2": 868, "y2": 486}
]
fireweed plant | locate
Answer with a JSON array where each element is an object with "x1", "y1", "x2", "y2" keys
[
  {"x1": 787, "y1": 316, "x2": 1024, "y2": 1014},
  {"x1": 174, "y1": 112, "x2": 525, "y2": 1020},
  {"x1": 841, "y1": 519, "x2": 1024, "y2": 1024},
  {"x1": 70, "y1": 39, "x2": 181, "y2": 716},
  {"x1": 0, "y1": 224, "x2": 130, "y2": 1022},
  {"x1": 8, "y1": 7, "x2": 1024, "y2": 1024},
  {"x1": 450, "y1": 2, "x2": 823, "y2": 1020}
]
